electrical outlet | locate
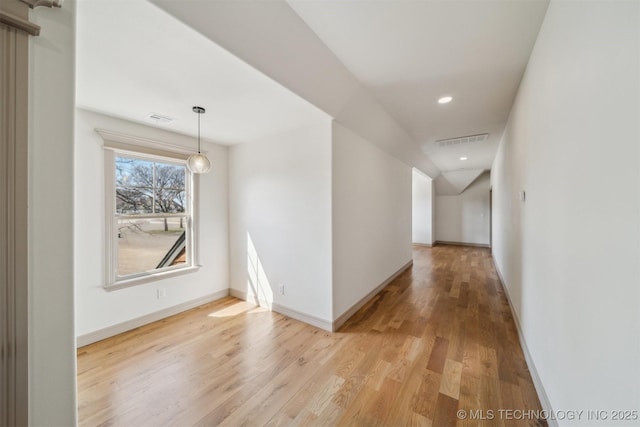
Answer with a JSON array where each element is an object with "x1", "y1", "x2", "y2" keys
[
  {"x1": 519, "y1": 190, "x2": 526, "y2": 202},
  {"x1": 278, "y1": 284, "x2": 285, "y2": 295},
  {"x1": 157, "y1": 288, "x2": 166, "y2": 299}
]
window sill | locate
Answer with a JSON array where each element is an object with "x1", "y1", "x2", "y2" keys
[{"x1": 104, "y1": 265, "x2": 201, "y2": 291}]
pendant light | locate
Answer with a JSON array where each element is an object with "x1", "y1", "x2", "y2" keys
[{"x1": 187, "y1": 106, "x2": 212, "y2": 174}]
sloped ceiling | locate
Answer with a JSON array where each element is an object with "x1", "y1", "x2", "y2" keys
[
  {"x1": 435, "y1": 169, "x2": 486, "y2": 196},
  {"x1": 287, "y1": 0, "x2": 549, "y2": 174},
  {"x1": 76, "y1": 0, "x2": 330, "y2": 146},
  {"x1": 150, "y1": 0, "x2": 442, "y2": 177},
  {"x1": 81, "y1": 0, "x2": 549, "y2": 179}
]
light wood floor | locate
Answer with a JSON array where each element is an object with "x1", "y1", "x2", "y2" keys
[{"x1": 77, "y1": 245, "x2": 546, "y2": 426}]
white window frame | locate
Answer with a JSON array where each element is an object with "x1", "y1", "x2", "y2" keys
[{"x1": 100, "y1": 130, "x2": 200, "y2": 289}]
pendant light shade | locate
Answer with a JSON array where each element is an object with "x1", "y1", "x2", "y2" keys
[
  {"x1": 187, "y1": 153, "x2": 211, "y2": 174},
  {"x1": 187, "y1": 106, "x2": 211, "y2": 174}
]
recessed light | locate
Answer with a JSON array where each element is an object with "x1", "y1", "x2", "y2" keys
[
  {"x1": 438, "y1": 96, "x2": 453, "y2": 104},
  {"x1": 460, "y1": 156, "x2": 468, "y2": 160}
]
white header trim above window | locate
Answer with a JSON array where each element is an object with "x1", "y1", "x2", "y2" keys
[{"x1": 96, "y1": 128, "x2": 208, "y2": 160}]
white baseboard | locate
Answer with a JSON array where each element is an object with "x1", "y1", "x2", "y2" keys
[
  {"x1": 229, "y1": 288, "x2": 332, "y2": 331},
  {"x1": 229, "y1": 288, "x2": 252, "y2": 304},
  {"x1": 413, "y1": 242, "x2": 433, "y2": 248},
  {"x1": 76, "y1": 290, "x2": 229, "y2": 347},
  {"x1": 229, "y1": 261, "x2": 413, "y2": 333},
  {"x1": 435, "y1": 240, "x2": 490, "y2": 248},
  {"x1": 273, "y1": 303, "x2": 332, "y2": 331},
  {"x1": 493, "y1": 260, "x2": 557, "y2": 427},
  {"x1": 332, "y1": 259, "x2": 413, "y2": 332}
]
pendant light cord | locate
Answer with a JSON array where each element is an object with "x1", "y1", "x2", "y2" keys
[{"x1": 197, "y1": 112, "x2": 201, "y2": 154}]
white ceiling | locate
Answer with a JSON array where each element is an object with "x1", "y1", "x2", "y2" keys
[
  {"x1": 288, "y1": 0, "x2": 549, "y2": 173},
  {"x1": 435, "y1": 169, "x2": 486, "y2": 195},
  {"x1": 77, "y1": 0, "x2": 549, "y2": 186},
  {"x1": 76, "y1": 0, "x2": 329, "y2": 146}
]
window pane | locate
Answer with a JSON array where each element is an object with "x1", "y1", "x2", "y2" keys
[
  {"x1": 116, "y1": 157, "x2": 154, "y2": 188},
  {"x1": 155, "y1": 163, "x2": 185, "y2": 191},
  {"x1": 117, "y1": 217, "x2": 187, "y2": 277},
  {"x1": 154, "y1": 163, "x2": 186, "y2": 213},
  {"x1": 116, "y1": 156, "x2": 187, "y2": 216},
  {"x1": 155, "y1": 189, "x2": 186, "y2": 214},
  {"x1": 116, "y1": 188, "x2": 153, "y2": 214}
]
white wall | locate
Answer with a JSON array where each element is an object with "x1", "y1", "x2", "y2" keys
[
  {"x1": 332, "y1": 121, "x2": 412, "y2": 320},
  {"x1": 74, "y1": 109, "x2": 229, "y2": 338},
  {"x1": 412, "y1": 169, "x2": 433, "y2": 245},
  {"x1": 435, "y1": 172, "x2": 490, "y2": 246},
  {"x1": 491, "y1": 1, "x2": 639, "y2": 423},
  {"x1": 229, "y1": 122, "x2": 333, "y2": 325},
  {"x1": 28, "y1": 1, "x2": 77, "y2": 424}
]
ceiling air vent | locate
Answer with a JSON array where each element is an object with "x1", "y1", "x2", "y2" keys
[
  {"x1": 144, "y1": 112, "x2": 174, "y2": 124},
  {"x1": 436, "y1": 133, "x2": 488, "y2": 148}
]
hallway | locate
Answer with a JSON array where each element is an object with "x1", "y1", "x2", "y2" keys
[{"x1": 77, "y1": 245, "x2": 545, "y2": 426}]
